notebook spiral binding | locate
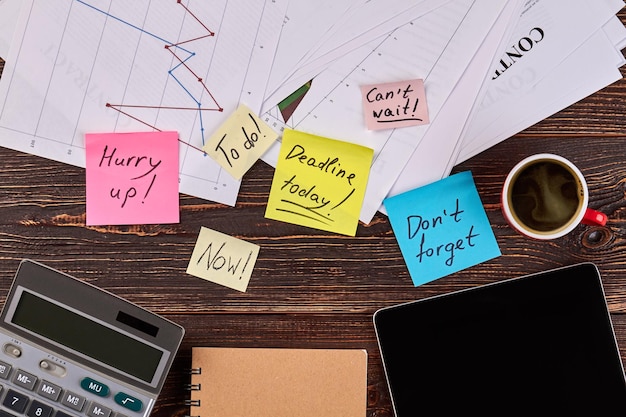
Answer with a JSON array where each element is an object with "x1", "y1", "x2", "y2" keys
[{"x1": 183, "y1": 368, "x2": 202, "y2": 417}]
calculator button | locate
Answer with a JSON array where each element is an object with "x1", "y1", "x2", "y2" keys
[
  {"x1": 114, "y1": 392, "x2": 142, "y2": 412},
  {"x1": 86, "y1": 401, "x2": 112, "y2": 417},
  {"x1": 37, "y1": 380, "x2": 62, "y2": 401},
  {"x1": 60, "y1": 390, "x2": 86, "y2": 411},
  {"x1": 54, "y1": 411, "x2": 74, "y2": 417},
  {"x1": 0, "y1": 361, "x2": 11, "y2": 379},
  {"x1": 26, "y1": 399, "x2": 53, "y2": 417},
  {"x1": 2, "y1": 389, "x2": 29, "y2": 413},
  {"x1": 80, "y1": 378, "x2": 110, "y2": 397},
  {"x1": 12, "y1": 369, "x2": 37, "y2": 390},
  {"x1": 0, "y1": 411, "x2": 17, "y2": 417}
]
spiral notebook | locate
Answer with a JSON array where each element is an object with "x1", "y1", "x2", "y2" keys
[{"x1": 186, "y1": 347, "x2": 368, "y2": 417}]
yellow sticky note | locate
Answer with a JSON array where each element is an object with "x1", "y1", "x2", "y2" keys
[
  {"x1": 187, "y1": 227, "x2": 260, "y2": 292},
  {"x1": 204, "y1": 104, "x2": 278, "y2": 179},
  {"x1": 265, "y1": 129, "x2": 374, "y2": 236}
]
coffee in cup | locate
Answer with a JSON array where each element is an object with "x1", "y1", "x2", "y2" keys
[{"x1": 501, "y1": 154, "x2": 607, "y2": 239}]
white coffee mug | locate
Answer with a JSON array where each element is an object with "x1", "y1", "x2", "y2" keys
[{"x1": 501, "y1": 154, "x2": 607, "y2": 240}]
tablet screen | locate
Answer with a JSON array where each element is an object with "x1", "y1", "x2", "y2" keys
[{"x1": 374, "y1": 263, "x2": 626, "y2": 415}]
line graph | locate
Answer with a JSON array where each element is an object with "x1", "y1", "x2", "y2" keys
[
  {"x1": 0, "y1": 0, "x2": 287, "y2": 206},
  {"x1": 77, "y1": 0, "x2": 223, "y2": 153}
]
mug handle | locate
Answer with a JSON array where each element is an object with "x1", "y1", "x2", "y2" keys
[{"x1": 582, "y1": 208, "x2": 608, "y2": 226}]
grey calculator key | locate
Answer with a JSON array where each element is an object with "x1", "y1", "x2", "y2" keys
[
  {"x1": 86, "y1": 401, "x2": 112, "y2": 417},
  {"x1": 0, "y1": 361, "x2": 11, "y2": 379},
  {"x1": 37, "y1": 379, "x2": 62, "y2": 401},
  {"x1": 26, "y1": 399, "x2": 53, "y2": 417},
  {"x1": 12, "y1": 369, "x2": 37, "y2": 390},
  {"x1": 61, "y1": 390, "x2": 86, "y2": 411}
]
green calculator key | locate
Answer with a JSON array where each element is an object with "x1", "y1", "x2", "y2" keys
[
  {"x1": 80, "y1": 377, "x2": 110, "y2": 397},
  {"x1": 115, "y1": 392, "x2": 143, "y2": 412}
]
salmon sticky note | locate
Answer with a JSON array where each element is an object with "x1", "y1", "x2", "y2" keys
[
  {"x1": 187, "y1": 227, "x2": 260, "y2": 292},
  {"x1": 265, "y1": 129, "x2": 374, "y2": 236},
  {"x1": 85, "y1": 131, "x2": 179, "y2": 225},
  {"x1": 204, "y1": 104, "x2": 278, "y2": 179},
  {"x1": 361, "y1": 79, "x2": 429, "y2": 130}
]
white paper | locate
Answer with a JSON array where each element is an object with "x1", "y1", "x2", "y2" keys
[
  {"x1": 264, "y1": 0, "x2": 358, "y2": 100},
  {"x1": 459, "y1": 0, "x2": 623, "y2": 157},
  {"x1": 603, "y1": 15, "x2": 626, "y2": 53},
  {"x1": 382, "y1": 0, "x2": 626, "y2": 215},
  {"x1": 0, "y1": 0, "x2": 286, "y2": 207},
  {"x1": 262, "y1": 0, "x2": 508, "y2": 224},
  {"x1": 380, "y1": 0, "x2": 525, "y2": 209},
  {"x1": 457, "y1": 28, "x2": 624, "y2": 163},
  {"x1": 0, "y1": 0, "x2": 22, "y2": 59},
  {"x1": 263, "y1": 0, "x2": 453, "y2": 111}
]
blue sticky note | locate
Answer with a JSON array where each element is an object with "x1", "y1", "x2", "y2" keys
[{"x1": 384, "y1": 171, "x2": 501, "y2": 286}]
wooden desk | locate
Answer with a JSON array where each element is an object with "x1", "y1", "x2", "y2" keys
[{"x1": 2, "y1": 18, "x2": 626, "y2": 416}]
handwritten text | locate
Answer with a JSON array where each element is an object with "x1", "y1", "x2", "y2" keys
[{"x1": 361, "y1": 79, "x2": 429, "y2": 130}]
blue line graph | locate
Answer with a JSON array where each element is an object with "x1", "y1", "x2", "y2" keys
[{"x1": 75, "y1": 0, "x2": 221, "y2": 149}]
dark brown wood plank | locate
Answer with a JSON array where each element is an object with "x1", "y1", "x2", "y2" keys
[{"x1": 1, "y1": 133, "x2": 626, "y2": 313}]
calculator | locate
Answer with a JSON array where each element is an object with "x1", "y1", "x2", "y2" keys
[{"x1": 0, "y1": 260, "x2": 185, "y2": 417}]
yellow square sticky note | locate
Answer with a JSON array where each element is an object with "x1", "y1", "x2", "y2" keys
[
  {"x1": 265, "y1": 129, "x2": 374, "y2": 236},
  {"x1": 204, "y1": 104, "x2": 278, "y2": 179},
  {"x1": 187, "y1": 227, "x2": 260, "y2": 292}
]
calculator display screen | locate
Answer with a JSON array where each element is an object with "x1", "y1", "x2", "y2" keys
[{"x1": 10, "y1": 290, "x2": 163, "y2": 383}]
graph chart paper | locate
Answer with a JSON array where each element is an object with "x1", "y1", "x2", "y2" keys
[{"x1": 0, "y1": 0, "x2": 286, "y2": 206}]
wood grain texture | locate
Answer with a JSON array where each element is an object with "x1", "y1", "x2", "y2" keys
[{"x1": 2, "y1": 10, "x2": 626, "y2": 416}]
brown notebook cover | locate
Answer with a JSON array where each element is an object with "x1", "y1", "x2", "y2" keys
[{"x1": 188, "y1": 347, "x2": 367, "y2": 417}]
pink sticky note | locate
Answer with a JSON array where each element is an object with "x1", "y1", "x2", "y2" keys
[
  {"x1": 85, "y1": 131, "x2": 180, "y2": 225},
  {"x1": 361, "y1": 79, "x2": 429, "y2": 130}
]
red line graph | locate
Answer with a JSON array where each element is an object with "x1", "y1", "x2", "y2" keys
[{"x1": 86, "y1": 0, "x2": 223, "y2": 152}]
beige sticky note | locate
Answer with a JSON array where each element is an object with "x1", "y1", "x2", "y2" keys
[
  {"x1": 265, "y1": 129, "x2": 374, "y2": 236},
  {"x1": 187, "y1": 227, "x2": 260, "y2": 292},
  {"x1": 204, "y1": 104, "x2": 278, "y2": 179}
]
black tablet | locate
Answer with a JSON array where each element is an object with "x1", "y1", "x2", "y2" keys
[{"x1": 374, "y1": 263, "x2": 626, "y2": 416}]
